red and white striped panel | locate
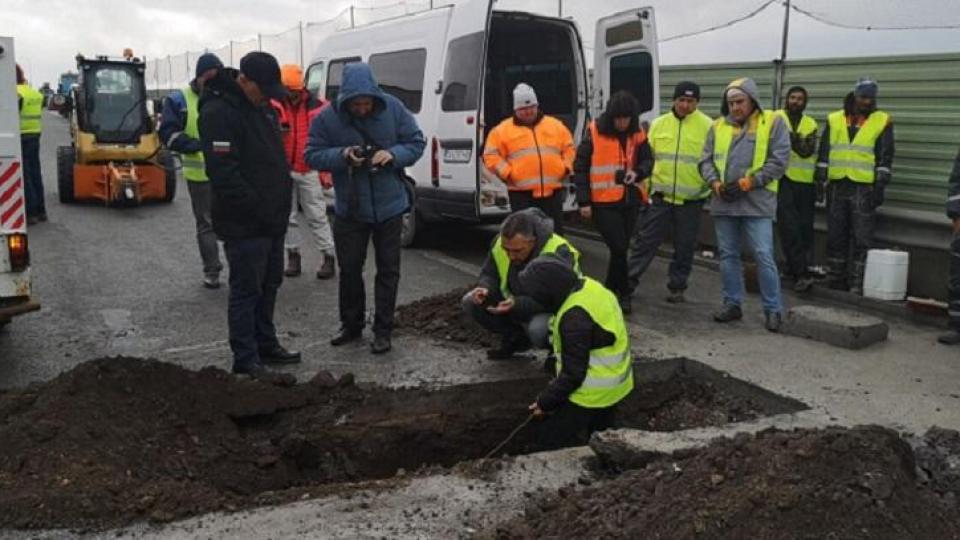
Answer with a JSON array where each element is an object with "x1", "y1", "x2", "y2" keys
[{"x1": 0, "y1": 158, "x2": 25, "y2": 233}]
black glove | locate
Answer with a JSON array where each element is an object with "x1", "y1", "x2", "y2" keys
[
  {"x1": 872, "y1": 184, "x2": 886, "y2": 208},
  {"x1": 720, "y1": 180, "x2": 742, "y2": 202}
]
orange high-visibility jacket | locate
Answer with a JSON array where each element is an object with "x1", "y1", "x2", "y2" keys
[
  {"x1": 587, "y1": 120, "x2": 647, "y2": 203},
  {"x1": 483, "y1": 115, "x2": 575, "y2": 198}
]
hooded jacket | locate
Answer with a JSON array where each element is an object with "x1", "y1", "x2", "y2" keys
[
  {"x1": 198, "y1": 68, "x2": 292, "y2": 239},
  {"x1": 303, "y1": 63, "x2": 426, "y2": 224},
  {"x1": 699, "y1": 78, "x2": 791, "y2": 218}
]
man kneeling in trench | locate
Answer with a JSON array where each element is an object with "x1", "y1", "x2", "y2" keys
[
  {"x1": 462, "y1": 208, "x2": 581, "y2": 360},
  {"x1": 519, "y1": 254, "x2": 634, "y2": 449}
]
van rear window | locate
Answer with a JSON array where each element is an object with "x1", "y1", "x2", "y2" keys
[
  {"x1": 610, "y1": 52, "x2": 654, "y2": 114},
  {"x1": 369, "y1": 49, "x2": 427, "y2": 113},
  {"x1": 305, "y1": 62, "x2": 325, "y2": 99},
  {"x1": 442, "y1": 32, "x2": 484, "y2": 112},
  {"x1": 605, "y1": 20, "x2": 644, "y2": 47}
]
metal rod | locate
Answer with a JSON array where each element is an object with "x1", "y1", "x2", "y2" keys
[
  {"x1": 483, "y1": 413, "x2": 535, "y2": 459},
  {"x1": 299, "y1": 20, "x2": 305, "y2": 68},
  {"x1": 558, "y1": 0, "x2": 563, "y2": 17},
  {"x1": 350, "y1": 6, "x2": 355, "y2": 28},
  {"x1": 774, "y1": 0, "x2": 791, "y2": 109},
  {"x1": 257, "y1": 33, "x2": 263, "y2": 51},
  {"x1": 229, "y1": 41, "x2": 234, "y2": 67}
]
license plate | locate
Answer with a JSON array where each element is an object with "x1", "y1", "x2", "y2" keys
[{"x1": 443, "y1": 148, "x2": 472, "y2": 163}]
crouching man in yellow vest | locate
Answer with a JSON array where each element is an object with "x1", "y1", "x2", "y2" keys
[
  {"x1": 815, "y1": 78, "x2": 894, "y2": 294},
  {"x1": 519, "y1": 253, "x2": 633, "y2": 450},
  {"x1": 462, "y1": 208, "x2": 581, "y2": 360}
]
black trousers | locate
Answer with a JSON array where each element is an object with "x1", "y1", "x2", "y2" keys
[
  {"x1": 334, "y1": 214, "x2": 403, "y2": 337},
  {"x1": 777, "y1": 179, "x2": 816, "y2": 279},
  {"x1": 21, "y1": 135, "x2": 45, "y2": 217},
  {"x1": 826, "y1": 180, "x2": 876, "y2": 290},
  {"x1": 535, "y1": 402, "x2": 617, "y2": 451},
  {"x1": 508, "y1": 190, "x2": 565, "y2": 235},
  {"x1": 628, "y1": 198, "x2": 704, "y2": 293},
  {"x1": 949, "y1": 234, "x2": 960, "y2": 330},
  {"x1": 593, "y1": 205, "x2": 639, "y2": 298},
  {"x1": 223, "y1": 234, "x2": 284, "y2": 370}
]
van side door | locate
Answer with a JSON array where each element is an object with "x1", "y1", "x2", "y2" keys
[{"x1": 593, "y1": 8, "x2": 660, "y2": 126}]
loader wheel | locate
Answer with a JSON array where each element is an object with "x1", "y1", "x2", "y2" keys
[
  {"x1": 158, "y1": 150, "x2": 177, "y2": 203},
  {"x1": 57, "y1": 146, "x2": 76, "y2": 204}
]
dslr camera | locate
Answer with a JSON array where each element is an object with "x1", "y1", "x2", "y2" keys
[{"x1": 352, "y1": 144, "x2": 382, "y2": 171}]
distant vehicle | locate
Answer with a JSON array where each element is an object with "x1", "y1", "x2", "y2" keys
[
  {"x1": 56, "y1": 52, "x2": 176, "y2": 207},
  {"x1": 305, "y1": 1, "x2": 659, "y2": 246},
  {"x1": 39, "y1": 82, "x2": 53, "y2": 107},
  {"x1": 0, "y1": 36, "x2": 41, "y2": 328},
  {"x1": 48, "y1": 71, "x2": 78, "y2": 117}
]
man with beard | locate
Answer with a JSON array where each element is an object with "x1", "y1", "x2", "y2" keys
[
  {"x1": 816, "y1": 78, "x2": 895, "y2": 294},
  {"x1": 776, "y1": 87, "x2": 819, "y2": 292}
]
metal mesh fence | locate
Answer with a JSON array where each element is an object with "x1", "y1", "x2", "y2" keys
[{"x1": 261, "y1": 25, "x2": 302, "y2": 67}]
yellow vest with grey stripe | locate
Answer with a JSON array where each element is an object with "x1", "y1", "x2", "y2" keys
[
  {"x1": 648, "y1": 109, "x2": 712, "y2": 204},
  {"x1": 826, "y1": 110, "x2": 889, "y2": 184},
  {"x1": 775, "y1": 110, "x2": 818, "y2": 184},
  {"x1": 711, "y1": 110, "x2": 779, "y2": 193},
  {"x1": 491, "y1": 234, "x2": 581, "y2": 299},
  {"x1": 17, "y1": 84, "x2": 43, "y2": 135},
  {"x1": 550, "y1": 277, "x2": 633, "y2": 409},
  {"x1": 181, "y1": 86, "x2": 207, "y2": 182}
]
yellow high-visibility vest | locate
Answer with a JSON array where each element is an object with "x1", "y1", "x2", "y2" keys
[
  {"x1": 17, "y1": 84, "x2": 43, "y2": 135},
  {"x1": 491, "y1": 233, "x2": 581, "y2": 299},
  {"x1": 826, "y1": 109, "x2": 890, "y2": 184},
  {"x1": 648, "y1": 109, "x2": 712, "y2": 204},
  {"x1": 710, "y1": 110, "x2": 779, "y2": 193},
  {"x1": 181, "y1": 86, "x2": 208, "y2": 182},
  {"x1": 775, "y1": 110, "x2": 818, "y2": 184}
]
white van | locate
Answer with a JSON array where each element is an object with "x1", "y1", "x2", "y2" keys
[{"x1": 305, "y1": 1, "x2": 659, "y2": 245}]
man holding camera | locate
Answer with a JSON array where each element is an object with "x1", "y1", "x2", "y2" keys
[{"x1": 305, "y1": 62, "x2": 425, "y2": 354}]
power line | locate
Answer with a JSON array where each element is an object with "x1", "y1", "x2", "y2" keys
[
  {"x1": 660, "y1": 0, "x2": 778, "y2": 43},
  {"x1": 790, "y1": 2, "x2": 960, "y2": 31}
]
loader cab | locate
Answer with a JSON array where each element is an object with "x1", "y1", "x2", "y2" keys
[{"x1": 74, "y1": 56, "x2": 152, "y2": 145}]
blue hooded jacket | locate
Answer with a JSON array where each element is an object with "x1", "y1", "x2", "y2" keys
[{"x1": 304, "y1": 63, "x2": 426, "y2": 223}]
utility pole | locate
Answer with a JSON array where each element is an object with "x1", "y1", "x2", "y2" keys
[{"x1": 774, "y1": 0, "x2": 791, "y2": 109}]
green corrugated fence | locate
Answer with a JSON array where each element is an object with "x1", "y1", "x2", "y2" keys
[{"x1": 659, "y1": 53, "x2": 960, "y2": 216}]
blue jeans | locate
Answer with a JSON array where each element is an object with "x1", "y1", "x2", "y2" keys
[
  {"x1": 714, "y1": 216, "x2": 782, "y2": 313},
  {"x1": 223, "y1": 235, "x2": 284, "y2": 370}
]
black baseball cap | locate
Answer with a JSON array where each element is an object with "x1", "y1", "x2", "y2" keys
[
  {"x1": 673, "y1": 81, "x2": 700, "y2": 100},
  {"x1": 239, "y1": 52, "x2": 288, "y2": 100}
]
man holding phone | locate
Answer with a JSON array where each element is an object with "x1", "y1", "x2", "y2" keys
[{"x1": 462, "y1": 208, "x2": 580, "y2": 360}]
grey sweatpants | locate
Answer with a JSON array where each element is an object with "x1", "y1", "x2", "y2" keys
[{"x1": 186, "y1": 180, "x2": 223, "y2": 277}]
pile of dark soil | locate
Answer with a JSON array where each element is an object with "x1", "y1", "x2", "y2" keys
[
  {"x1": 395, "y1": 287, "x2": 496, "y2": 349},
  {"x1": 485, "y1": 426, "x2": 960, "y2": 540},
  {"x1": 0, "y1": 357, "x2": 785, "y2": 530}
]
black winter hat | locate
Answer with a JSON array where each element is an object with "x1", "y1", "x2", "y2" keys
[
  {"x1": 239, "y1": 52, "x2": 288, "y2": 100},
  {"x1": 195, "y1": 53, "x2": 223, "y2": 78},
  {"x1": 673, "y1": 81, "x2": 700, "y2": 100},
  {"x1": 517, "y1": 253, "x2": 580, "y2": 312}
]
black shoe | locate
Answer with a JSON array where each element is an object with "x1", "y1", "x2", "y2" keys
[
  {"x1": 486, "y1": 334, "x2": 531, "y2": 360},
  {"x1": 713, "y1": 305, "x2": 743, "y2": 323},
  {"x1": 285, "y1": 250, "x2": 302, "y2": 277},
  {"x1": 666, "y1": 290, "x2": 685, "y2": 304},
  {"x1": 764, "y1": 311, "x2": 782, "y2": 333},
  {"x1": 938, "y1": 330, "x2": 960, "y2": 345},
  {"x1": 38, "y1": 213, "x2": 48, "y2": 222},
  {"x1": 27, "y1": 215, "x2": 40, "y2": 226},
  {"x1": 202, "y1": 273, "x2": 221, "y2": 289},
  {"x1": 316, "y1": 254, "x2": 336, "y2": 280},
  {"x1": 259, "y1": 344, "x2": 301, "y2": 364},
  {"x1": 371, "y1": 335, "x2": 392, "y2": 354},
  {"x1": 331, "y1": 328, "x2": 362, "y2": 346},
  {"x1": 619, "y1": 295, "x2": 632, "y2": 315},
  {"x1": 232, "y1": 362, "x2": 270, "y2": 377}
]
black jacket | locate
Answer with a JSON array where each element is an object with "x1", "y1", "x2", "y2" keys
[
  {"x1": 537, "y1": 304, "x2": 616, "y2": 412},
  {"x1": 947, "y1": 147, "x2": 960, "y2": 219},
  {"x1": 573, "y1": 112, "x2": 653, "y2": 207},
  {"x1": 199, "y1": 69, "x2": 292, "y2": 240}
]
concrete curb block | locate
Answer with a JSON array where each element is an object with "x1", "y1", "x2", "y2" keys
[{"x1": 782, "y1": 305, "x2": 890, "y2": 349}]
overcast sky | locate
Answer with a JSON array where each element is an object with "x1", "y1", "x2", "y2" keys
[{"x1": 4, "y1": 0, "x2": 959, "y2": 87}]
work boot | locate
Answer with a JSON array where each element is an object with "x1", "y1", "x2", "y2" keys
[
  {"x1": 330, "y1": 327, "x2": 362, "y2": 346},
  {"x1": 487, "y1": 333, "x2": 531, "y2": 360},
  {"x1": 317, "y1": 253, "x2": 336, "y2": 280},
  {"x1": 27, "y1": 215, "x2": 40, "y2": 226},
  {"x1": 794, "y1": 276, "x2": 815, "y2": 293},
  {"x1": 371, "y1": 335, "x2": 392, "y2": 354},
  {"x1": 712, "y1": 304, "x2": 743, "y2": 323},
  {"x1": 666, "y1": 290, "x2": 685, "y2": 304},
  {"x1": 938, "y1": 330, "x2": 960, "y2": 345},
  {"x1": 285, "y1": 249, "x2": 302, "y2": 277},
  {"x1": 764, "y1": 311, "x2": 783, "y2": 333},
  {"x1": 259, "y1": 344, "x2": 301, "y2": 364},
  {"x1": 203, "y1": 273, "x2": 220, "y2": 289},
  {"x1": 232, "y1": 362, "x2": 270, "y2": 377},
  {"x1": 618, "y1": 295, "x2": 632, "y2": 315},
  {"x1": 38, "y1": 213, "x2": 48, "y2": 222}
]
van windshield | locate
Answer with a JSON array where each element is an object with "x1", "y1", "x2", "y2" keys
[{"x1": 80, "y1": 64, "x2": 148, "y2": 144}]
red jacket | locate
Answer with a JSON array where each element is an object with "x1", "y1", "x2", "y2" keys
[{"x1": 271, "y1": 90, "x2": 331, "y2": 182}]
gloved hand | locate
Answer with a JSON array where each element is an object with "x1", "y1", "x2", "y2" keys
[
  {"x1": 816, "y1": 181, "x2": 826, "y2": 204},
  {"x1": 737, "y1": 176, "x2": 756, "y2": 192},
  {"x1": 872, "y1": 184, "x2": 886, "y2": 208},
  {"x1": 720, "y1": 180, "x2": 742, "y2": 202}
]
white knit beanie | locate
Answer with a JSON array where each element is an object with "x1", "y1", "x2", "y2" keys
[{"x1": 513, "y1": 83, "x2": 538, "y2": 110}]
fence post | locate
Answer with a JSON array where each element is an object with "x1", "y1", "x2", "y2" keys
[
  {"x1": 257, "y1": 33, "x2": 262, "y2": 51},
  {"x1": 299, "y1": 20, "x2": 305, "y2": 68},
  {"x1": 229, "y1": 41, "x2": 234, "y2": 67},
  {"x1": 167, "y1": 56, "x2": 173, "y2": 92},
  {"x1": 350, "y1": 6, "x2": 355, "y2": 28}
]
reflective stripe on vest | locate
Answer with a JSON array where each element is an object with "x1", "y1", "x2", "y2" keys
[
  {"x1": 17, "y1": 84, "x2": 43, "y2": 135},
  {"x1": 491, "y1": 233, "x2": 581, "y2": 299},
  {"x1": 182, "y1": 86, "x2": 207, "y2": 182},
  {"x1": 550, "y1": 277, "x2": 634, "y2": 409},
  {"x1": 711, "y1": 110, "x2": 778, "y2": 194},
  {"x1": 587, "y1": 120, "x2": 646, "y2": 203},
  {"x1": 648, "y1": 109, "x2": 712, "y2": 204},
  {"x1": 775, "y1": 110, "x2": 818, "y2": 184},
  {"x1": 826, "y1": 109, "x2": 889, "y2": 184}
]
